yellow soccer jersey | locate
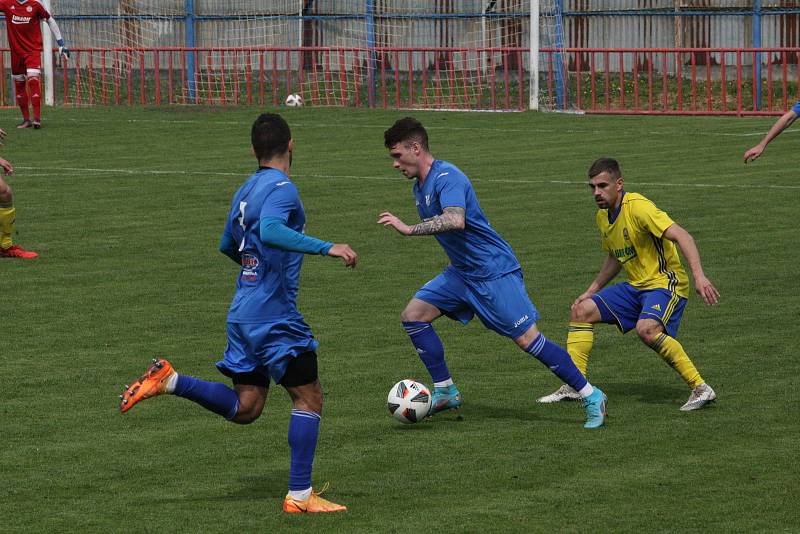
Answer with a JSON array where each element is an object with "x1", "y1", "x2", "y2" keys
[{"x1": 596, "y1": 192, "x2": 689, "y2": 297}]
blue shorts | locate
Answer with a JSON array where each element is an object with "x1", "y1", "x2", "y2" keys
[
  {"x1": 415, "y1": 267, "x2": 539, "y2": 339},
  {"x1": 217, "y1": 321, "x2": 319, "y2": 385},
  {"x1": 591, "y1": 283, "x2": 687, "y2": 338}
]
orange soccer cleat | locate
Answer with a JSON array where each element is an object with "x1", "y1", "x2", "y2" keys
[
  {"x1": 0, "y1": 245, "x2": 38, "y2": 259},
  {"x1": 119, "y1": 358, "x2": 174, "y2": 413},
  {"x1": 283, "y1": 486, "x2": 347, "y2": 514}
]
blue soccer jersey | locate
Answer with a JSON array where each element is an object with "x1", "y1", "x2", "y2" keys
[
  {"x1": 221, "y1": 167, "x2": 315, "y2": 340},
  {"x1": 413, "y1": 160, "x2": 520, "y2": 280}
]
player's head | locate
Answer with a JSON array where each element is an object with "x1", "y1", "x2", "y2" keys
[
  {"x1": 252, "y1": 113, "x2": 293, "y2": 164},
  {"x1": 384, "y1": 117, "x2": 430, "y2": 179},
  {"x1": 587, "y1": 157, "x2": 624, "y2": 209}
]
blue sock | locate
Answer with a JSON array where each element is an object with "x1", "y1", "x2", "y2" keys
[
  {"x1": 288, "y1": 409, "x2": 321, "y2": 491},
  {"x1": 402, "y1": 321, "x2": 450, "y2": 383},
  {"x1": 173, "y1": 375, "x2": 239, "y2": 420},
  {"x1": 526, "y1": 334, "x2": 589, "y2": 392}
]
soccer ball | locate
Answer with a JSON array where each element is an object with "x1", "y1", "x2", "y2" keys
[
  {"x1": 285, "y1": 93, "x2": 304, "y2": 107},
  {"x1": 387, "y1": 379, "x2": 431, "y2": 424}
]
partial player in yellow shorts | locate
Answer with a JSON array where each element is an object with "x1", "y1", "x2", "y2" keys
[{"x1": 0, "y1": 128, "x2": 37, "y2": 259}]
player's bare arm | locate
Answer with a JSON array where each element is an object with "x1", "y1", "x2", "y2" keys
[
  {"x1": 662, "y1": 224, "x2": 720, "y2": 305},
  {"x1": 744, "y1": 110, "x2": 798, "y2": 163},
  {"x1": 572, "y1": 254, "x2": 622, "y2": 309},
  {"x1": 378, "y1": 207, "x2": 465, "y2": 236},
  {"x1": 327, "y1": 243, "x2": 358, "y2": 268}
]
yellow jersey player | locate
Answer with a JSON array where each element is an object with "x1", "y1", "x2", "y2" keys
[
  {"x1": 537, "y1": 157, "x2": 719, "y2": 411},
  {"x1": 0, "y1": 128, "x2": 36, "y2": 258}
]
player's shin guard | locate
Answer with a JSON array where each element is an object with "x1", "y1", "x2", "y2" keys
[
  {"x1": 526, "y1": 334, "x2": 589, "y2": 393},
  {"x1": 288, "y1": 409, "x2": 321, "y2": 491},
  {"x1": 13, "y1": 79, "x2": 29, "y2": 120},
  {"x1": 567, "y1": 323, "x2": 593, "y2": 376},
  {"x1": 27, "y1": 77, "x2": 41, "y2": 119},
  {"x1": 0, "y1": 205, "x2": 16, "y2": 249},
  {"x1": 402, "y1": 321, "x2": 450, "y2": 383},
  {"x1": 172, "y1": 375, "x2": 239, "y2": 419},
  {"x1": 650, "y1": 333, "x2": 704, "y2": 389}
]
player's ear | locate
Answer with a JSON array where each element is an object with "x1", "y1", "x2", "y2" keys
[{"x1": 288, "y1": 138, "x2": 295, "y2": 153}]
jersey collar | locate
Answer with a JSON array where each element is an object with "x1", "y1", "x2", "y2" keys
[{"x1": 608, "y1": 191, "x2": 625, "y2": 224}]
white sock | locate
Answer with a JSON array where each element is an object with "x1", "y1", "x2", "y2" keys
[
  {"x1": 164, "y1": 372, "x2": 179, "y2": 394},
  {"x1": 433, "y1": 378, "x2": 454, "y2": 388},
  {"x1": 288, "y1": 487, "x2": 312, "y2": 501},
  {"x1": 578, "y1": 383, "x2": 594, "y2": 398}
]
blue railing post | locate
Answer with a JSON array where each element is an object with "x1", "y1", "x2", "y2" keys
[
  {"x1": 753, "y1": 0, "x2": 762, "y2": 110},
  {"x1": 554, "y1": 0, "x2": 567, "y2": 109},
  {"x1": 186, "y1": 0, "x2": 197, "y2": 101},
  {"x1": 366, "y1": 0, "x2": 376, "y2": 108}
]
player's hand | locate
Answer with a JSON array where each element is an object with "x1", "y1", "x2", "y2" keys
[
  {"x1": 743, "y1": 145, "x2": 764, "y2": 163},
  {"x1": 0, "y1": 157, "x2": 14, "y2": 175},
  {"x1": 327, "y1": 243, "x2": 357, "y2": 268},
  {"x1": 57, "y1": 39, "x2": 70, "y2": 59},
  {"x1": 694, "y1": 276, "x2": 720, "y2": 305},
  {"x1": 377, "y1": 211, "x2": 412, "y2": 235}
]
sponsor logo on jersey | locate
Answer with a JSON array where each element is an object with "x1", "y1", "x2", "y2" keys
[
  {"x1": 12, "y1": 15, "x2": 33, "y2": 24},
  {"x1": 241, "y1": 253, "x2": 259, "y2": 281}
]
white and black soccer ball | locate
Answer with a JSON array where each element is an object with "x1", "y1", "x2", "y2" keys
[
  {"x1": 285, "y1": 93, "x2": 304, "y2": 107},
  {"x1": 387, "y1": 379, "x2": 431, "y2": 424}
]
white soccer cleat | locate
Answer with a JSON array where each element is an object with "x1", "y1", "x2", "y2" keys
[
  {"x1": 680, "y1": 383, "x2": 717, "y2": 411},
  {"x1": 536, "y1": 384, "x2": 581, "y2": 403}
]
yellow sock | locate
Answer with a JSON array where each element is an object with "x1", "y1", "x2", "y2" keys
[
  {"x1": 651, "y1": 333, "x2": 704, "y2": 388},
  {"x1": 0, "y1": 205, "x2": 15, "y2": 249},
  {"x1": 567, "y1": 322, "x2": 593, "y2": 377}
]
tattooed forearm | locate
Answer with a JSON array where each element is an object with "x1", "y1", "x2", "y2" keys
[{"x1": 409, "y1": 207, "x2": 466, "y2": 235}]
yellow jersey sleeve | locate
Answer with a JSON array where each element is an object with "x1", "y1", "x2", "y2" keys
[{"x1": 628, "y1": 198, "x2": 675, "y2": 238}]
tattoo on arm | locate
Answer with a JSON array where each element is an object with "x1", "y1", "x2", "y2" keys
[{"x1": 409, "y1": 207, "x2": 466, "y2": 235}]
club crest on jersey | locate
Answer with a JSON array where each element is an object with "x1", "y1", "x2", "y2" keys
[
  {"x1": 27, "y1": 6, "x2": 33, "y2": 12},
  {"x1": 425, "y1": 195, "x2": 431, "y2": 206},
  {"x1": 241, "y1": 253, "x2": 259, "y2": 281},
  {"x1": 623, "y1": 227, "x2": 630, "y2": 240}
]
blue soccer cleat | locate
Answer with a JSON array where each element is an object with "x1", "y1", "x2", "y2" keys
[
  {"x1": 428, "y1": 384, "x2": 462, "y2": 416},
  {"x1": 582, "y1": 387, "x2": 607, "y2": 429}
]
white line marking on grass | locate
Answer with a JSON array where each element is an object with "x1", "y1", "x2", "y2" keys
[{"x1": 15, "y1": 166, "x2": 800, "y2": 189}]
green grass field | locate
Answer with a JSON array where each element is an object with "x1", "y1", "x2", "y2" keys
[{"x1": 1, "y1": 106, "x2": 796, "y2": 532}]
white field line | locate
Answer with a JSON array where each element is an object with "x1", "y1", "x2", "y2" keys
[
  {"x1": 14, "y1": 165, "x2": 800, "y2": 189},
  {"x1": 58, "y1": 117, "x2": 792, "y2": 137}
]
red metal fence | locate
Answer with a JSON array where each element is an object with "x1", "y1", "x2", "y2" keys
[{"x1": 3, "y1": 47, "x2": 798, "y2": 114}]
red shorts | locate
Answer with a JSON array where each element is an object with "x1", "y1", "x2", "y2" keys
[{"x1": 10, "y1": 51, "x2": 42, "y2": 76}]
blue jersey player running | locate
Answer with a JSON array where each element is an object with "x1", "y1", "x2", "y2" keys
[
  {"x1": 377, "y1": 117, "x2": 607, "y2": 429},
  {"x1": 119, "y1": 113, "x2": 356, "y2": 513}
]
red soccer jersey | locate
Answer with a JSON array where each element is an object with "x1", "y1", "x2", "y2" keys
[{"x1": 0, "y1": 0, "x2": 50, "y2": 55}]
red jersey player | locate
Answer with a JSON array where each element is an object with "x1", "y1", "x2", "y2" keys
[{"x1": 0, "y1": 0, "x2": 69, "y2": 129}]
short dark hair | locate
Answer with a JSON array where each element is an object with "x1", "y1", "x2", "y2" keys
[
  {"x1": 384, "y1": 117, "x2": 429, "y2": 151},
  {"x1": 251, "y1": 113, "x2": 291, "y2": 161},
  {"x1": 588, "y1": 157, "x2": 621, "y2": 180}
]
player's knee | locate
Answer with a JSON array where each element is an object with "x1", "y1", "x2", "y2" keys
[
  {"x1": 636, "y1": 321, "x2": 663, "y2": 346},
  {"x1": 231, "y1": 397, "x2": 265, "y2": 424},
  {"x1": 294, "y1": 385, "x2": 324, "y2": 414},
  {"x1": 400, "y1": 308, "x2": 423, "y2": 322},
  {"x1": 0, "y1": 181, "x2": 12, "y2": 203}
]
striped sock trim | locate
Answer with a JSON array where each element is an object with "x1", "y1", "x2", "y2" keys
[
  {"x1": 402, "y1": 321, "x2": 431, "y2": 335},
  {"x1": 525, "y1": 333, "x2": 547, "y2": 356},
  {"x1": 651, "y1": 333, "x2": 668, "y2": 352},
  {"x1": 291, "y1": 409, "x2": 321, "y2": 421}
]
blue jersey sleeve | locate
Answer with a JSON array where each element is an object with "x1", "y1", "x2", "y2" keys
[
  {"x1": 219, "y1": 219, "x2": 241, "y2": 263},
  {"x1": 260, "y1": 181, "x2": 299, "y2": 223},
  {"x1": 792, "y1": 101, "x2": 800, "y2": 115},
  {"x1": 436, "y1": 171, "x2": 469, "y2": 210},
  {"x1": 259, "y1": 218, "x2": 333, "y2": 255}
]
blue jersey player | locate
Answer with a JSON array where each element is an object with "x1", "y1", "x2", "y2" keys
[
  {"x1": 119, "y1": 113, "x2": 356, "y2": 513},
  {"x1": 378, "y1": 117, "x2": 607, "y2": 429}
]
